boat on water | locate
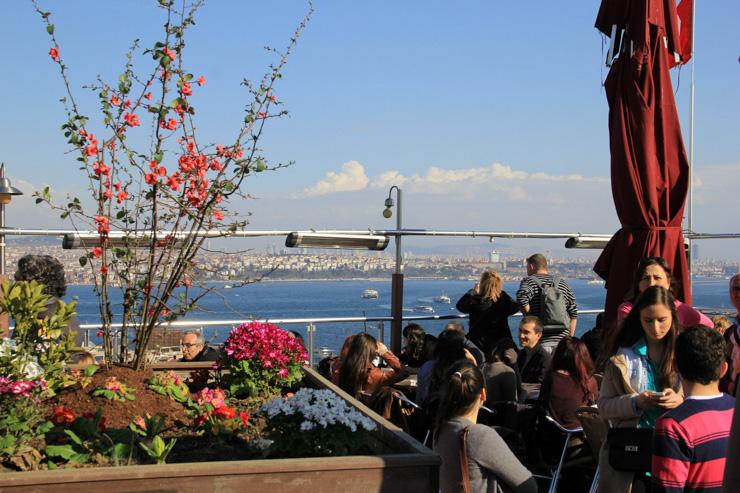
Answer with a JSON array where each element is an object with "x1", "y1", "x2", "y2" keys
[
  {"x1": 414, "y1": 305, "x2": 434, "y2": 313},
  {"x1": 434, "y1": 293, "x2": 452, "y2": 304},
  {"x1": 362, "y1": 289, "x2": 379, "y2": 299},
  {"x1": 586, "y1": 279, "x2": 605, "y2": 285}
]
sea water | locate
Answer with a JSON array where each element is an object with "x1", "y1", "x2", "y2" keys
[{"x1": 66, "y1": 278, "x2": 736, "y2": 356}]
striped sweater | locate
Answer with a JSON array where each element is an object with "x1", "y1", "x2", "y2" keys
[{"x1": 652, "y1": 394, "x2": 735, "y2": 493}]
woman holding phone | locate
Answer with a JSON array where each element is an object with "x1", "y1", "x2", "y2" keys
[{"x1": 598, "y1": 285, "x2": 684, "y2": 492}]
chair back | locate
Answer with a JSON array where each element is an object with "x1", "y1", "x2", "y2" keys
[{"x1": 575, "y1": 406, "x2": 609, "y2": 461}]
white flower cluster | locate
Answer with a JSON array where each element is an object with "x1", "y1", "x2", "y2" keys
[{"x1": 262, "y1": 388, "x2": 376, "y2": 433}]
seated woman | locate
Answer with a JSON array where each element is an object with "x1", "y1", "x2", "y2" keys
[
  {"x1": 483, "y1": 338, "x2": 520, "y2": 405},
  {"x1": 417, "y1": 329, "x2": 476, "y2": 405},
  {"x1": 434, "y1": 360, "x2": 537, "y2": 493},
  {"x1": 617, "y1": 256, "x2": 713, "y2": 328},
  {"x1": 399, "y1": 323, "x2": 428, "y2": 368},
  {"x1": 539, "y1": 337, "x2": 599, "y2": 430},
  {"x1": 334, "y1": 333, "x2": 409, "y2": 399}
]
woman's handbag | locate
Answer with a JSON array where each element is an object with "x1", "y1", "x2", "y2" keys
[{"x1": 606, "y1": 427, "x2": 653, "y2": 472}]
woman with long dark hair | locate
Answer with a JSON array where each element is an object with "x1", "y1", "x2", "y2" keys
[
  {"x1": 539, "y1": 337, "x2": 599, "y2": 429},
  {"x1": 434, "y1": 360, "x2": 537, "y2": 493},
  {"x1": 617, "y1": 256, "x2": 712, "y2": 327},
  {"x1": 456, "y1": 270, "x2": 519, "y2": 354},
  {"x1": 336, "y1": 333, "x2": 409, "y2": 399},
  {"x1": 598, "y1": 286, "x2": 684, "y2": 492}
]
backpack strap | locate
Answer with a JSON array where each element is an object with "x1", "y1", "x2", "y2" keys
[{"x1": 459, "y1": 426, "x2": 472, "y2": 493}]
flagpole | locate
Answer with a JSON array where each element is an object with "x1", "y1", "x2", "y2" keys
[{"x1": 687, "y1": 0, "x2": 696, "y2": 297}]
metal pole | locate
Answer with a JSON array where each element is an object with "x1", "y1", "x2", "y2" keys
[
  {"x1": 390, "y1": 187, "x2": 404, "y2": 354},
  {"x1": 0, "y1": 202, "x2": 5, "y2": 276},
  {"x1": 306, "y1": 323, "x2": 315, "y2": 367},
  {"x1": 687, "y1": 0, "x2": 697, "y2": 298}
]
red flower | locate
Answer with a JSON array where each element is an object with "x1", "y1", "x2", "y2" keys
[
  {"x1": 110, "y1": 95, "x2": 121, "y2": 106},
  {"x1": 49, "y1": 47, "x2": 59, "y2": 62},
  {"x1": 123, "y1": 112, "x2": 140, "y2": 127},
  {"x1": 214, "y1": 406, "x2": 236, "y2": 420},
  {"x1": 116, "y1": 190, "x2": 129, "y2": 204},
  {"x1": 161, "y1": 118, "x2": 178, "y2": 131},
  {"x1": 100, "y1": 265, "x2": 108, "y2": 275},
  {"x1": 197, "y1": 76, "x2": 205, "y2": 86},
  {"x1": 51, "y1": 406, "x2": 75, "y2": 426},
  {"x1": 92, "y1": 247, "x2": 103, "y2": 258},
  {"x1": 85, "y1": 144, "x2": 98, "y2": 157},
  {"x1": 149, "y1": 160, "x2": 158, "y2": 170},
  {"x1": 145, "y1": 173, "x2": 158, "y2": 185},
  {"x1": 113, "y1": 181, "x2": 122, "y2": 191},
  {"x1": 239, "y1": 411, "x2": 250, "y2": 428},
  {"x1": 212, "y1": 209, "x2": 224, "y2": 221},
  {"x1": 166, "y1": 172, "x2": 183, "y2": 191},
  {"x1": 103, "y1": 188, "x2": 113, "y2": 200},
  {"x1": 144, "y1": 92, "x2": 153, "y2": 100},
  {"x1": 181, "y1": 82, "x2": 192, "y2": 97},
  {"x1": 94, "y1": 216, "x2": 110, "y2": 235},
  {"x1": 258, "y1": 111, "x2": 267, "y2": 119},
  {"x1": 194, "y1": 412, "x2": 210, "y2": 426},
  {"x1": 269, "y1": 94, "x2": 277, "y2": 102},
  {"x1": 157, "y1": 166, "x2": 167, "y2": 177},
  {"x1": 163, "y1": 47, "x2": 176, "y2": 61}
]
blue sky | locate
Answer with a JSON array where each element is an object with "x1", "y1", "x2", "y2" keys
[{"x1": 0, "y1": 1, "x2": 738, "y2": 258}]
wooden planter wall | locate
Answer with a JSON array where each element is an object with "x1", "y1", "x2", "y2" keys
[{"x1": 0, "y1": 366, "x2": 440, "y2": 493}]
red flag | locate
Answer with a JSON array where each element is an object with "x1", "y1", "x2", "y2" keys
[{"x1": 675, "y1": 0, "x2": 693, "y2": 65}]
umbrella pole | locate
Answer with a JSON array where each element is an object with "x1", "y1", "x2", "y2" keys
[{"x1": 687, "y1": 0, "x2": 697, "y2": 297}]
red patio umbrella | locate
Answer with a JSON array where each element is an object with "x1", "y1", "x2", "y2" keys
[{"x1": 593, "y1": 0, "x2": 692, "y2": 330}]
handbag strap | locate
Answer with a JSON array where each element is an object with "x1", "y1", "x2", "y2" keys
[{"x1": 459, "y1": 426, "x2": 472, "y2": 493}]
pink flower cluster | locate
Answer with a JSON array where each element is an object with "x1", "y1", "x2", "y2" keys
[
  {"x1": 0, "y1": 376, "x2": 47, "y2": 399},
  {"x1": 194, "y1": 386, "x2": 226, "y2": 409},
  {"x1": 222, "y1": 322, "x2": 308, "y2": 376}
]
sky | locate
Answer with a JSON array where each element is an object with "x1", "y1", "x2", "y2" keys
[{"x1": 0, "y1": 1, "x2": 738, "y2": 259}]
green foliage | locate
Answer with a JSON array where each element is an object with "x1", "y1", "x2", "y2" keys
[
  {"x1": 138, "y1": 435, "x2": 176, "y2": 464},
  {"x1": 0, "y1": 397, "x2": 51, "y2": 470},
  {"x1": 0, "y1": 280, "x2": 77, "y2": 391},
  {"x1": 91, "y1": 377, "x2": 136, "y2": 401},
  {"x1": 45, "y1": 409, "x2": 136, "y2": 467},
  {"x1": 146, "y1": 371, "x2": 192, "y2": 405}
]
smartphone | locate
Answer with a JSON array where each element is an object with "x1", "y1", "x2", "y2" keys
[{"x1": 649, "y1": 391, "x2": 665, "y2": 398}]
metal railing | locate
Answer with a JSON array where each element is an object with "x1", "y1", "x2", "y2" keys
[{"x1": 75, "y1": 309, "x2": 606, "y2": 366}]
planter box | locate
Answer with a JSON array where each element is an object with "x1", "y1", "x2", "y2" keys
[{"x1": 0, "y1": 367, "x2": 439, "y2": 493}]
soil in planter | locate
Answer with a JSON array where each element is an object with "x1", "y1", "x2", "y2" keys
[{"x1": 49, "y1": 366, "x2": 192, "y2": 430}]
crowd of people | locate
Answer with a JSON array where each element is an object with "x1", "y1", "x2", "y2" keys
[
  {"x1": 321, "y1": 253, "x2": 739, "y2": 492},
  {"x1": 9, "y1": 253, "x2": 740, "y2": 492}
]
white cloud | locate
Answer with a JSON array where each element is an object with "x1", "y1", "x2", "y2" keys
[{"x1": 299, "y1": 160, "x2": 369, "y2": 197}]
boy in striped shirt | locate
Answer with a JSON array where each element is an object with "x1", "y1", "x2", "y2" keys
[{"x1": 652, "y1": 325, "x2": 735, "y2": 492}]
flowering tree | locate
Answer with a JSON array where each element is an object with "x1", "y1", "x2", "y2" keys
[{"x1": 33, "y1": 1, "x2": 312, "y2": 369}]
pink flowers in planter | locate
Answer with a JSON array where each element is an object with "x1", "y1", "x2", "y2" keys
[
  {"x1": 0, "y1": 376, "x2": 47, "y2": 399},
  {"x1": 219, "y1": 322, "x2": 308, "y2": 398}
]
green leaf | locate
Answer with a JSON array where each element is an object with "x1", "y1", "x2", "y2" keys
[
  {"x1": 46, "y1": 24, "x2": 54, "y2": 35},
  {"x1": 64, "y1": 429, "x2": 83, "y2": 446},
  {"x1": 79, "y1": 256, "x2": 88, "y2": 267},
  {"x1": 46, "y1": 444, "x2": 78, "y2": 460}
]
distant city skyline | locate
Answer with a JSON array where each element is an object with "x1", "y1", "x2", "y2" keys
[{"x1": 0, "y1": 1, "x2": 738, "y2": 259}]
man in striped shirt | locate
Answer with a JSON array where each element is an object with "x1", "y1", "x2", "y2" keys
[
  {"x1": 516, "y1": 253, "x2": 577, "y2": 352},
  {"x1": 652, "y1": 325, "x2": 735, "y2": 492}
]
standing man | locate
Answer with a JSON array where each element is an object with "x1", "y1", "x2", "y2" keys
[{"x1": 516, "y1": 253, "x2": 577, "y2": 353}]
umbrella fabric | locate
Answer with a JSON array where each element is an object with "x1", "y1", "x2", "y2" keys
[{"x1": 593, "y1": 0, "x2": 691, "y2": 328}]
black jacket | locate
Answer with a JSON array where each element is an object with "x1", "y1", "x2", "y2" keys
[
  {"x1": 517, "y1": 344, "x2": 551, "y2": 385},
  {"x1": 180, "y1": 345, "x2": 220, "y2": 362},
  {"x1": 456, "y1": 289, "x2": 519, "y2": 353}
]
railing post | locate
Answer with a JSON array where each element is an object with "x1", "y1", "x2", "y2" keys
[
  {"x1": 378, "y1": 321, "x2": 385, "y2": 346},
  {"x1": 306, "y1": 323, "x2": 315, "y2": 367}
]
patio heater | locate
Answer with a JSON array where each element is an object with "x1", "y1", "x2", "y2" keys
[{"x1": 383, "y1": 186, "x2": 403, "y2": 354}]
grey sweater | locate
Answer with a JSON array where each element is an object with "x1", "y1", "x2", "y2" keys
[{"x1": 434, "y1": 417, "x2": 537, "y2": 493}]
